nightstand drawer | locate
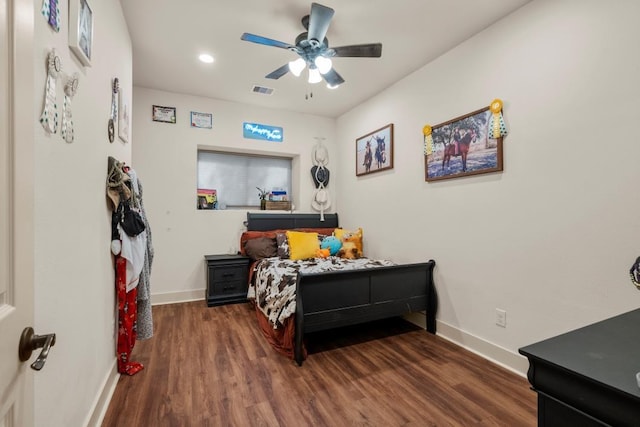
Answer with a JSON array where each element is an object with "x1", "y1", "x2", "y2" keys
[
  {"x1": 212, "y1": 280, "x2": 246, "y2": 296},
  {"x1": 204, "y1": 254, "x2": 251, "y2": 307},
  {"x1": 212, "y1": 266, "x2": 247, "y2": 282}
]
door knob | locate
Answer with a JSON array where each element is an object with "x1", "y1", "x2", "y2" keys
[{"x1": 18, "y1": 327, "x2": 56, "y2": 371}]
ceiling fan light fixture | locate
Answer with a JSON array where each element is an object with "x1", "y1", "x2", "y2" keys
[
  {"x1": 308, "y1": 67, "x2": 322, "y2": 84},
  {"x1": 288, "y1": 58, "x2": 306, "y2": 77},
  {"x1": 198, "y1": 53, "x2": 214, "y2": 64},
  {"x1": 314, "y1": 56, "x2": 332, "y2": 74}
]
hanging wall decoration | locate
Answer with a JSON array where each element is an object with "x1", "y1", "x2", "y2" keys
[
  {"x1": 242, "y1": 122, "x2": 283, "y2": 142},
  {"x1": 61, "y1": 74, "x2": 79, "y2": 143},
  {"x1": 118, "y1": 86, "x2": 130, "y2": 143},
  {"x1": 488, "y1": 98, "x2": 508, "y2": 139},
  {"x1": 423, "y1": 125, "x2": 433, "y2": 156},
  {"x1": 190, "y1": 111, "x2": 213, "y2": 129},
  {"x1": 311, "y1": 137, "x2": 330, "y2": 221},
  {"x1": 424, "y1": 101, "x2": 506, "y2": 182},
  {"x1": 355, "y1": 124, "x2": 394, "y2": 176},
  {"x1": 41, "y1": 0, "x2": 60, "y2": 32},
  {"x1": 108, "y1": 78, "x2": 119, "y2": 142},
  {"x1": 69, "y1": 0, "x2": 93, "y2": 67},
  {"x1": 152, "y1": 105, "x2": 176, "y2": 123},
  {"x1": 40, "y1": 49, "x2": 61, "y2": 135}
]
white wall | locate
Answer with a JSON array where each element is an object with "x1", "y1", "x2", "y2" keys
[
  {"x1": 336, "y1": 0, "x2": 640, "y2": 373},
  {"x1": 33, "y1": 1, "x2": 132, "y2": 425},
  {"x1": 132, "y1": 87, "x2": 336, "y2": 302}
]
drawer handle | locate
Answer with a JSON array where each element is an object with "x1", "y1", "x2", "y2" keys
[
  {"x1": 223, "y1": 286, "x2": 236, "y2": 291},
  {"x1": 222, "y1": 273, "x2": 235, "y2": 278}
]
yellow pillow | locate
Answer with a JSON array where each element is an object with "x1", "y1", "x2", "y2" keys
[
  {"x1": 286, "y1": 231, "x2": 320, "y2": 260},
  {"x1": 334, "y1": 228, "x2": 363, "y2": 254}
]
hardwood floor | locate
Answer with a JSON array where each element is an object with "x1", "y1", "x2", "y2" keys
[{"x1": 102, "y1": 302, "x2": 536, "y2": 426}]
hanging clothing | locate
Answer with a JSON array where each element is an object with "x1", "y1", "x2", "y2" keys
[
  {"x1": 117, "y1": 223, "x2": 146, "y2": 292},
  {"x1": 116, "y1": 255, "x2": 143, "y2": 376},
  {"x1": 106, "y1": 156, "x2": 131, "y2": 210},
  {"x1": 127, "y1": 169, "x2": 154, "y2": 340},
  {"x1": 107, "y1": 157, "x2": 155, "y2": 375}
]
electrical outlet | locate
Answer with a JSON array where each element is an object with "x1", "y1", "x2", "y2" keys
[{"x1": 496, "y1": 308, "x2": 507, "y2": 328}]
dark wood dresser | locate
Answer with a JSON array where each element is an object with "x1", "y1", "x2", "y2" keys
[
  {"x1": 519, "y1": 308, "x2": 640, "y2": 427},
  {"x1": 204, "y1": 254, "x2": 251, "y2": 307}
]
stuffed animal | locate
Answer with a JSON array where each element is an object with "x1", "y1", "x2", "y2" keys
[
  {"x1": 337, "y1": 241, "x2": 362, "y2": 259},
  {"x1": 341, "y1": 233, "x2": 362, "y2": 254},
  {"x1": 320, "y1": 235, "x2": 342, "y2": 256},
  {"x1": 316, "y1": 248, "x2": 330, "y2": 258}
]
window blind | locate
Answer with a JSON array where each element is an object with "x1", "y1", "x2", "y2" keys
[{"x1": 197, "y1": 151, "x2": 292, "y2": 207}]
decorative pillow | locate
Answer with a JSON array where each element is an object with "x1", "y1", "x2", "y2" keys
[
  {"x1": 286, "y1": 231, "x2": 320, "y2": 261},
  {"x1": 240, "y1": 231, "x2": 278, "y2": 256},
  {"x1": 334, "y1": 227, "x2": 363, "y2": 254},
  {"x1": 276, "y1": 232, "x2": 290, "y2": 259},
  {"x1": 244, "y1": 237, "x2": 277, "y2": 261}
]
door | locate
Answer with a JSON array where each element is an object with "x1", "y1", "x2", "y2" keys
[{"x1": 0, "y1": 0, "x2": 35, "y2": 425}]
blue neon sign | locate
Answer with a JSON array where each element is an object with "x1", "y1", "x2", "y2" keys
[{"x1": 243, "y1": 122, "x2": 283, "y2": 142}]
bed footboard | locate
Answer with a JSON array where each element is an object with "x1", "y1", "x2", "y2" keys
[{"x1": 294, "y1": 259, "x2": 436, "y2": 366}]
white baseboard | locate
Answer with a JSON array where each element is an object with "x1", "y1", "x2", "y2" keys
[
  {"x1": 404, "y1": 312, "x2": 529, "y2": 377},
  {"x1": 151, "y1": 289, "x2": 205, "y2": 306},
  {"x1": 84, "y1": 359, "x2": 119, "y2": 427}
]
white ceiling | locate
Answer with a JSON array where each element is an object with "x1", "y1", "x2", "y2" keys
[{"x1": 121, "y1": 0, "x2": 531, "y2": 118}]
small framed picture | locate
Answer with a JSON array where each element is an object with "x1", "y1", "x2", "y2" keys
[
  {"x1": 190, "y1": 111, "x2": 213, "y2": 129},
  {"x1": 69, "y1": 0, "x2": 93, "y2": 67},
  {"x1": 152, "y1": 105, "x2": 176, "y2": 124},
  {"x1": 356, "y1": 123, "x2": 394, "y2": 176}
]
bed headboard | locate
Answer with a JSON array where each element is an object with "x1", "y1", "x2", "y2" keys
[{"x1": 246, "y1": 212, "x2": 339, "y2": 231}]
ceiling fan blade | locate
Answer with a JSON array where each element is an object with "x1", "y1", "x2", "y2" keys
[
  {"x1": 265, "y1": 64, "x2": 290, "y2": 80},
  {"x1": 322, "y1": 68, "x2": 345, "y2": 87},
  {"x1": 241, "y1": 33, "x2": 295, "y2": 50},
  {"x1": 331, "y1": 43, "x2": 382, "y2": 58},
  {"x1": 307, "y1": 3, "x2": 334, "y2": 43}
]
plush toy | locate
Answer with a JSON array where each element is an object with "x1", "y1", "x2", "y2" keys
[
  {"x1": 337, "y1": 241, "x2": 362, "y2": 259},
  {"x1": 316, "y1": 248, "x2": 330, "y2": 258},
  {"x1": 320, "y1": 235, "x2": 342, "y2": 256},
  {"x1": 335, "y1": 228, "x2": 363, "y2": 254}
]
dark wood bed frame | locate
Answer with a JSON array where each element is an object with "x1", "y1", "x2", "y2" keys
[{"x1": 246, "y1": 212, "x2": 437, "y2": 366}]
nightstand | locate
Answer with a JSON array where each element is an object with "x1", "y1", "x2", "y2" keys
[{"x1": 204, "y1": 254, "x2": 251, "y2": 307}]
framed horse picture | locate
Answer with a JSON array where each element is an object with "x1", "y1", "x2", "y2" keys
[
  {"x1": 425, "y1": 106, "x2": 503, "y2": 182},
  {"x1": 356, "y1": 123, "x2": 394, "y2": 176}
]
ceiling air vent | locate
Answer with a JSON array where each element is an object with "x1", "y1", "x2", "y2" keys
[{"x1": 251, "y1": 85, "x2": 274, "y2": 95}]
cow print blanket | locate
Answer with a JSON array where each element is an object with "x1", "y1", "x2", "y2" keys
[{"x1": 248, "y1": 257, "x2": 395, "y2": 328}]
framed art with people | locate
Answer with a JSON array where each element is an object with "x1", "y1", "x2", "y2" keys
[{"x1": 356, "y1": 124, "x2": 394, "y2": 176}]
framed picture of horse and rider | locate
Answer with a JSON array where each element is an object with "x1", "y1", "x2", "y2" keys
[
  {"x1": 425, "y1": 105, "x2": 504, "y2": 182},
  {"x1": 356, "y1": 123, "x2": 394, "y2": 176}
]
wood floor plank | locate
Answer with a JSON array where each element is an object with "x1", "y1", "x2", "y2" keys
[{"x1": 102, "y1": 302, "x2": 536, "y2": 426}]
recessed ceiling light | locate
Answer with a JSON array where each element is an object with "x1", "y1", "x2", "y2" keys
[{"x1": 199, "y1": 54, "x2": 214, "y2": 64}]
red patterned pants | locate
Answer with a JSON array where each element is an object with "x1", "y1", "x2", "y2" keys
[{"x1": 116, "y1": 255, "x2": 144, "y2": 375}]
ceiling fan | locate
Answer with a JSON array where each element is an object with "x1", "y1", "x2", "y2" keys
[{"x1": 240, "y1": 2, "x2": 382, "y2": 88}]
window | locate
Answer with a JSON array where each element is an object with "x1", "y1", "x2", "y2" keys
[{"x1": 197, "y1": 151, "x2": 292, "y2": 208}]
